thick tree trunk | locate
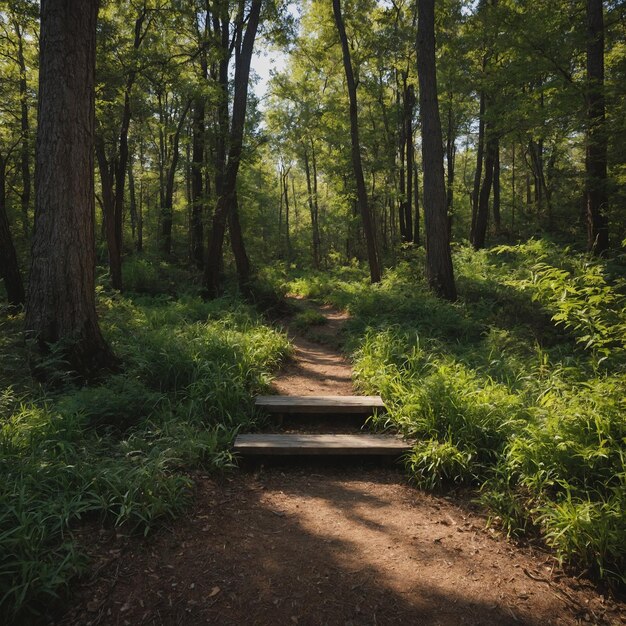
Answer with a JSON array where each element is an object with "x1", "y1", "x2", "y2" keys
[
  {"x1": 333, "y1": 0, "x2": 381, "y2": 283},
  {"x1": 586, "y1": 0, "x2": 608, "y2": 254},
  {"x1": 0, "y1": 157, "x2": 25, "y2": 306},
  {"x1": 203, "y1": 0, "x2": 261, "y2": 297},
  {"x1": 26, "y1": 0, "x2": 114, "y2": 377},
  {"x1": 416, "y1": 0, "x2": 456, "y2": 300}
]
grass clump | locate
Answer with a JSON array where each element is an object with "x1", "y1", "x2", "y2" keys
[
  {"x1": 292, "y1": 308, "x2": 328, "y2": 331},
  {"x1": 0, "y1": 285, "x2": 289, "y2": 621}
]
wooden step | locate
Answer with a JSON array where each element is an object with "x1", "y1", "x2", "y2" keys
[
  {"x1": 233, "y1": 433, "x2": 410, "y2": 456},
  {"x1": 255, "y1": 395, "x2": 385, "y2": 414}
]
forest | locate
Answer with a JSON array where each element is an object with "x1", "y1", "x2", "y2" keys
[{"x1": 0, "y1": 0, "x2": 625, "y2": 622}]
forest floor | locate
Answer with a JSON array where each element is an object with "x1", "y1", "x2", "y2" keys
[{"x1": 59, "y1": 299, "x2": 626, "y2": 626}]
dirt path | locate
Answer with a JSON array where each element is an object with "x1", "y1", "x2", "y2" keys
[{"x1": 61, "y1": 301, "x2": 625, "y2": 626}]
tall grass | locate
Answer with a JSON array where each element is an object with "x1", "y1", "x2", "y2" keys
[
  {"x1": 0, "y1": 283, "x2": 289, "y2": 621},
  {"x1": 281, "y1": 240, "x2": 626, "y2": 586}
]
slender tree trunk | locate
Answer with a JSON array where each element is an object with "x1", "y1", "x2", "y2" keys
[
  {"x1": 128, "y1": 161, "x2": 137, "y2": 243},
  {"x1": 333, "y1": 0, "x2": 381, "y2": 283},
  {"x1": 203, "y1": 0, "x2": 262, "y2": 297},
  {"x1": 26, "y1": 0, "x2": 114, "y2": 376},
  {"x1": 416, "y1": 0, "x2": 456, "y2": 300},
  {"x1": 95, "y1": 136, "x2": 123, "y2": 290},
  {"x1": 282, "y1": 168, "x2": 292, "y2": 260},
  {"x1": 413, "y1": 164, "x2": 420, "y2": 245},
  {"x1": 161, "y1": 101, "x2": 191, "y2": 256},
  {"x1": 493, "y1": 137, "x2": 501, "y2": 233},
  {"x1": 304, "y1": 147, "x2": 320, "y2": 268},
  {"x1": 404, "y1": 84, "x2": 415, "y2": 242},
  {"x1": 470, "y1": 86, "x2": 486, "y2": 242},
  {"x1": 228, "y1": 191, "x2": 251, "y2": 288},
  {"x1": 445, "y1": 94, "x2": 455, "y2": 217},
  {"x1": 511, "y1": 140, "x2": 516, "y2": 229},
  {"x1": 585, "y1": 0, "x2": 608, "y2": 254},
  {"x1": 190, "y1": 89, "x2": 206, "y2": 268},
  {"x1": 0, "y1": 156, "x2": 25, "y2": 306},
  {"x1": 14, "y1": 21, "x2": 31, "y2": 238},
  {"x1": 473, "y1": 131, "x2": 496, "y2": 250}
]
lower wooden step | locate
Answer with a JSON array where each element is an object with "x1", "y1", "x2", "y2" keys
[
  {"x1": 255, "y1": 395, "x2": 385, "y2": 414},
  {"x1": 233, "y1": 433, "x2": 410, "y2": 456}
]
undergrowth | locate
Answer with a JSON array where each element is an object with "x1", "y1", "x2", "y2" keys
[
  {"x1": 273, "y1": 239, "x2": 626, "y2": 587},
  {"x1": 0, "y1": 275, "x2": 289, "y2": 622}
]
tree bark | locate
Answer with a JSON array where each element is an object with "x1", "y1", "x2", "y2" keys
[
  {"x1": 470, "y1": 86, "x2": 486, "y2": 242},
  {"x1": 404, "y1": 84, "x2": 415, "y2": 242},
  {"x1": 228, "y1": 191, "x2": 251, "y2": 288},
  {"x1": 190, "y1": 95, "x2": 206, "y2": 268},
  {"x1": 26, "y1": 0, "x2": 114, "y2": 377},
  {"x1": 304, "y1": 146, "x2": 320, "y2": 268},
  {"x1": 333, "y1": 0, "x2": 381, "y2": 283},
  {"x1": 585, "y1": 0, "x2": 608, "y2": 254},
  {"x1": 0, "y1": 155, "x2": 25, "y2": 307},
  {"x1": 416, "y1": 0, "x2": 456, "y2": 300}
]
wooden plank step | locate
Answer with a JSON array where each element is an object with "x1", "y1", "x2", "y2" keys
[
  {"x1": 255, "y1": 395, "x2": 385, "y2": 414},
  {"x1": 233, "y1": 433, "x2": 410, "y2": 456}
]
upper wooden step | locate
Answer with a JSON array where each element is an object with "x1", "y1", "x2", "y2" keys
[
  {"x1": 233, "y1": 433, "x2": 409, "y2": 456},
  {"x1": 255, "y1": 395, "x2": 385, "y2": 414}
]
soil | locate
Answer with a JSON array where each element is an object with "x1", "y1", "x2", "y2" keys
[{"x1": 59, "y1": 300, "x2": 626, "y2": 626}]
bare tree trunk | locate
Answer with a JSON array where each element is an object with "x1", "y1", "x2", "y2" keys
[
  {"x1": 190, "y1": 92, "x2": 206, "y2": 268},
  {"x1": 0, "y1": 155, "x2": 25, "y2": 306},
  {"x1": 26, "y1": 0, "x2": 114, "y2": 377},
  {"x1": 161, "y1": 101, "x2": 191, "y2": 256},
  {"x1": 416, "y1": 0, "x2": 456, "y2": 300},
  {"x1": 128, "y1": 160, "x2": 137, "y2": 243},
  {"x1": 586, "y1": 0, "x2": 608, "y2": 254},
  {"x1": 333, "y1": 0, "x2": 381, "y2": 283},
  {"x1": 14, "y1": 20, "x2": 31, "y2": 238},
  {"x1": 413, "y1": 164, "x2": 420, "y2": 245},
  {"x1": 228, "y1": 191, "x2": 251, "y2": 288},
  {"x1": 473, "y1": 131, "x2": 496, "y2": 250},
  {"x1": 304, "y1": 146, "x2": 320, "y2": 268},
  {"x1": 404, "y1": 83, "x2": 415, "y2": 242},
  {"x1": 445, "y1": 94, "x2": 455, "y2": 217},
  {"x1": 470, "y1": 86, "x2": 486, "y2": 242},
  {"x1": 493, "y1": 137, "x2": 501, "y2": 233}
]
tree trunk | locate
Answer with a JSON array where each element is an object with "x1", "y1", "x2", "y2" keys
[
  {"x1": 445, "y1": 94, "x2": 455, "y2": 217},
  {"x1": 14, "y1": 20, "x2": 31, "y2": 238},
  {"x1": 95, "y1": 136, "x2": 123, "y2": 290},
  {"x1": 228, "y1": 191, "x2": 251, "y2": 288},
  {"x1": 404, "y1": 84, "x2": 415, "y2": 242},
  {"x1": 473, "y1": 131, "x2": 496, "y2": 250},
  {"x1": 0, "y1": 156, "x2": 25, "y2": 307},
  {"x1": 585, "y1": 0, "x2": 608, "y2": 254},
  {"x1": 413, "y1": 164, "x2": 420, "y2": 245},
  {"x1": 282, "y1": 167, "x2": 292, "y2": 260},
  {"x1": 470, "y1": 86, "x2": 486, "y2": 242},
  {"x1": 190, "y1": 92, "x2": 206, "y2": 268},
  {"x1": 416, "y1": 0, "x2": 456, "y2": 300},
  {"x1": 128, "y1": 161, "x2": 137, "y2": 243},
  {"x1": 203, "y1": 0, "x2": 262, "y2": 297},
  {"x1": 493, "y1": 137, "x2": 501, "y2": 233},
  {"x1": 304, "y1": 146, "x2": 320, "y2": 268},
  {"x1": 333, "y1": 0, "x2": 381, "y2": 283},
  {"x1": 26, "y1": 0, "x2": 114, "y2": 377},
  {"x1": 161, "y1": 101, "x2": 191, "y2": 256}
]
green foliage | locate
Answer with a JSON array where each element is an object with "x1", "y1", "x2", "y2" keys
[
  {"x1": 0, "y1": 285, "x2": 289, "y2": 621},
  {"x1": 278, "y1": 241, "x2": 626, "y2": 585},
  {"x1": 292, "y1": 308, "x2": 328, "y2": 330}
]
